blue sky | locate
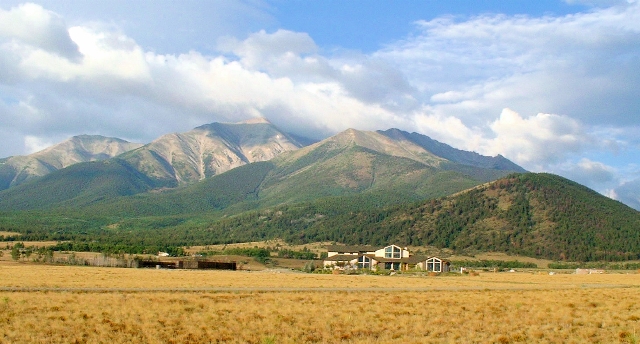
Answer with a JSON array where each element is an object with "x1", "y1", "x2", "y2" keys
[
  {"x1": 272, "y1": 1, "x2": 592, "y2": 52},
  {"x1": 0, "y1": 0, "x2": 639, "y2": 210}
]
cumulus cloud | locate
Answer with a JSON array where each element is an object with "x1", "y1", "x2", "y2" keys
[
  {"x1": 484, "y1": 109, "x2": 590, "y2": 169},
  {"x1": 573, "y1": 159, "x2": 617, "y2": 184},
  {"x1": 376, "y1": 2, "x2": 640, "y2": 127},
  {"x1": 612, "y1": 178, "x2": 640, "y2": 210},
  {"x1": 1, "y1": 2, "x2": 640, "y2": 209},
  {"x1": 410, "y1": 111, "x2": 486, "y2": 152},
  {"x1": 0, "y1": 3, "x2": 81, "y2": 61},
  {"x1": 555, "y1": 158, "x2": 618, "y2": 192},
  {"x1": 219, "y1": 30, "x2": 417, "y2": 112},
  {"x1": 0, "y1": 17, "x2": 407, "y2": 148},
  {"x1": 24, "y1": 135, "x2": 53, "y2": 154},
  {"x1": 219, "y1": 29, "x2": 318, "y2": 68}
]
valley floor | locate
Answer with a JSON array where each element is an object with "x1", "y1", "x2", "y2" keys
[{"x1": 1, "y1": 262, "x2": 639, "y2": 343}]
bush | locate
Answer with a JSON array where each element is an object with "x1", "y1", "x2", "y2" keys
[
  {"x1": 302, "y1": 262, "x2": 316, "y2": 273},
  {"x1": 451, "y1": 260, "x2": 537, "y2": 269}
]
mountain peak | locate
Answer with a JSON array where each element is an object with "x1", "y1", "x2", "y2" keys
[
  {"x1": 123, "y1": 118, "x2": 304, "y2": 186},
  {"x1": 0, "y1": 135, "x2": 142, "y2": 190},
  {"x1": 239, "y1": 117, "x2": 271, "y2": 125}
]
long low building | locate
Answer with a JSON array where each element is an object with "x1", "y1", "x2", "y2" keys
[{"x1": 323, "y1": 244, "x2": 450, "y2": 272}]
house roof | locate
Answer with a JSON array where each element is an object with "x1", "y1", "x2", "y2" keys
[
  {"x1": 425, "y1": 256, "x2": 451, "y2": 264},
  {"x1": 403, "y1": 255, "x2": 428, "y2": 265},
  {"x1": 324, "y1": 254, "x2": 360, "y2": 262},
  {"x1": 366, "y1": 255, "x2": 451, "y2": 264},
  {"x1": 326, "y1": 245, "x2": 378, "y2": 253}
]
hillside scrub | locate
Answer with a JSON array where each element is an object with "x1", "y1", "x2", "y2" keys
[{"x1": 1, "y1": 173, "x2": 639, "y2": 262}]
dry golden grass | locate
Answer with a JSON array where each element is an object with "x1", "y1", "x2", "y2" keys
[
  {"x1": 0, "y1": 231, "x2": 20, "y2": 237},
  {"x1": 0, "y1": 240, "x2": 59, "y2": 248},
  {"x1": 185, "y1": 239, "x2": 332, "y2": 256},
  {"x1": 1, "y1": 262, "x2": 639, "y2": 343},
  {"x1": 0, "y1": 249, "x2": 114, "y2": 263},
  {"x1": 2, "y1": 288, "x2": 639, "y2": 343},
  {"x1": 1, "y1": 261, "x2": 640, "y2": 290},
  {"x1": 449, "y1": 251, "x2": 555, "y2": 267}
]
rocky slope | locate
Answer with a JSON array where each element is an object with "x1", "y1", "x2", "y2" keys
[
  {"x1": 119, "y1": 118, "x2": 305, "y2": 186},
  {"x1": 0, "y1": 135, "x2": 142, "y2": 190}
]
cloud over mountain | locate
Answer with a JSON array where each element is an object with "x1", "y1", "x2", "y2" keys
[{"x1": 0, "y1": 1, "x2": 639, "y2": 209}]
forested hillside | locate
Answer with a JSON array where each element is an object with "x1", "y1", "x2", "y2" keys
[
  {"x1": 182, "y1": 173, "x2": 639, "y2": 261},
  {"x1": 0, "y1": 159, "x2": 157, "y2": 211},
  {"x1": 0, "y1": 135, "x2": 141, "y2": 191},
  {"x1": 2, "y1": 173, "x2": 638, "y2": 262}
]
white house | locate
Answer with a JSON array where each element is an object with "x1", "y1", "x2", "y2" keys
[{"x1": 323, "y1": 244, "x2": 450, "y2": 272}]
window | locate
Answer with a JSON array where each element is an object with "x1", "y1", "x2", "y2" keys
[
  {"x1": 357, "y1": 256, "x2": 371, "y2": 269},
  {"x1": 384, "y1": 262, "x2": 400, "y2": 270},
  {"x1": 384, "y1": 246, "x2": 401, "y2": 258},
  {"x1": 426, "y1": 257, "x2": 442, "y2": 272}
]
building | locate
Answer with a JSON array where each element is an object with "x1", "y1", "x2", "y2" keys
[
  {"x1": 137, "y1": 259, "x2": 237, "y2": 270},
  {"x1": 323, "y1": 244, "x2": 450, "y2": 272}
]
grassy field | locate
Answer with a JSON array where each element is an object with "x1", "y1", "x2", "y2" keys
[
  {"x1": 1, "y1": 261, "x2": 639, "y2": 343},
  {"x1": 0, "y1": 240, "x2": 58, "y2": 250},
  {"x1": 0, "y1": 231, "x2": 20, "y2": 237}
]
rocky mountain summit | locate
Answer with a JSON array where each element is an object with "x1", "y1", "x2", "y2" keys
[
  {"x1": 0, "y1": 135, "x2": 142, "y2": 190},
  {"x1": 119, "y1": 118, "x2": 305, "y2": 186}
]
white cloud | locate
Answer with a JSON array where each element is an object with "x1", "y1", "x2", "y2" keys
[
  {"x1": 0, "y1": 3, "x2": 80, "y2": 61},
  {"x1": 5, "y1": 25, "x2": 150, "y2": 83},
  {"x1": 219, "y1": 29, "x2": 318, "y2": 67},
  {"x1": 24, "y1": 135, "x2": 53, "y2": 154},
  {"x1": 218, "y1": 30, "x2": 417, "y2": 112},
  {"x1": 612, "y1": 178, "x2": 640, "y2": 210},
  {"x1": 485, "y1": 109, "x2": 590, "y2": 169},
  {"x1": 1, "y1": 2, "x2": 640, "y2": 211},
  {"x1": 376, "y1": 2, "x2": 640, "y2": 128},
  {"x1": 573, "y1": 159, "x2": 617, "y2": 184},
  {"x1": 411, "y1": 111, "x2": 485, "y2": 152},
  {"x1": 0, "y1": 18, "x2": 406, "y2": 146},
  {"x1": 555, "y1": 158, "x2": 617, "y2": 191}
]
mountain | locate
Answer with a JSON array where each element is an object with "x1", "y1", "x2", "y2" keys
[
  {"x1": 2, "y1": 125, "x2": 638, "y2": 263},
  {"x1": 378, "y1": 128, "x2": 526, "y2": 172},
  {"x1": 0, "y1": 135, "x2": 142, "y2": 190},
  {"x1": 10, "y1": 127, "x2": 526, "y2": 216},
  {"x1": 252, "y1": 128, "x2": 523, "y2": 206},
  {"x1": 118, "y1": 117, "x2": 305, "y2": 187},
  {"x1": 0, "y1": 119, "x2": 308, "y2": 211},
  {"x1": 170, "y1": 173, "x2": 640, "y2": 262}
]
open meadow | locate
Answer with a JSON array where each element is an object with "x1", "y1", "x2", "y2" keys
[{"x1": 1, "y1": 261, "x2": 639, "y2": 343}]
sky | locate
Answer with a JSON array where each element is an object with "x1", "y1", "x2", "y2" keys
[{"x1": 0, "y1": 0, "x2": 639, "y2": 210}]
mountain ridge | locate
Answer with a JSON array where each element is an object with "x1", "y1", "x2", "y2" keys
[
  {"x1": 119, "y1": 120, "x2": 305, "y2": 187},
  {"x1": 0, "y1": 135, "x2": 142, "y2": 190},
  {"x1": 0, "y1": 124, "x2": 525, "y2": 213},
  {"x1": 378, "y1": 128, "x2": 525, "y2": 172}
]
